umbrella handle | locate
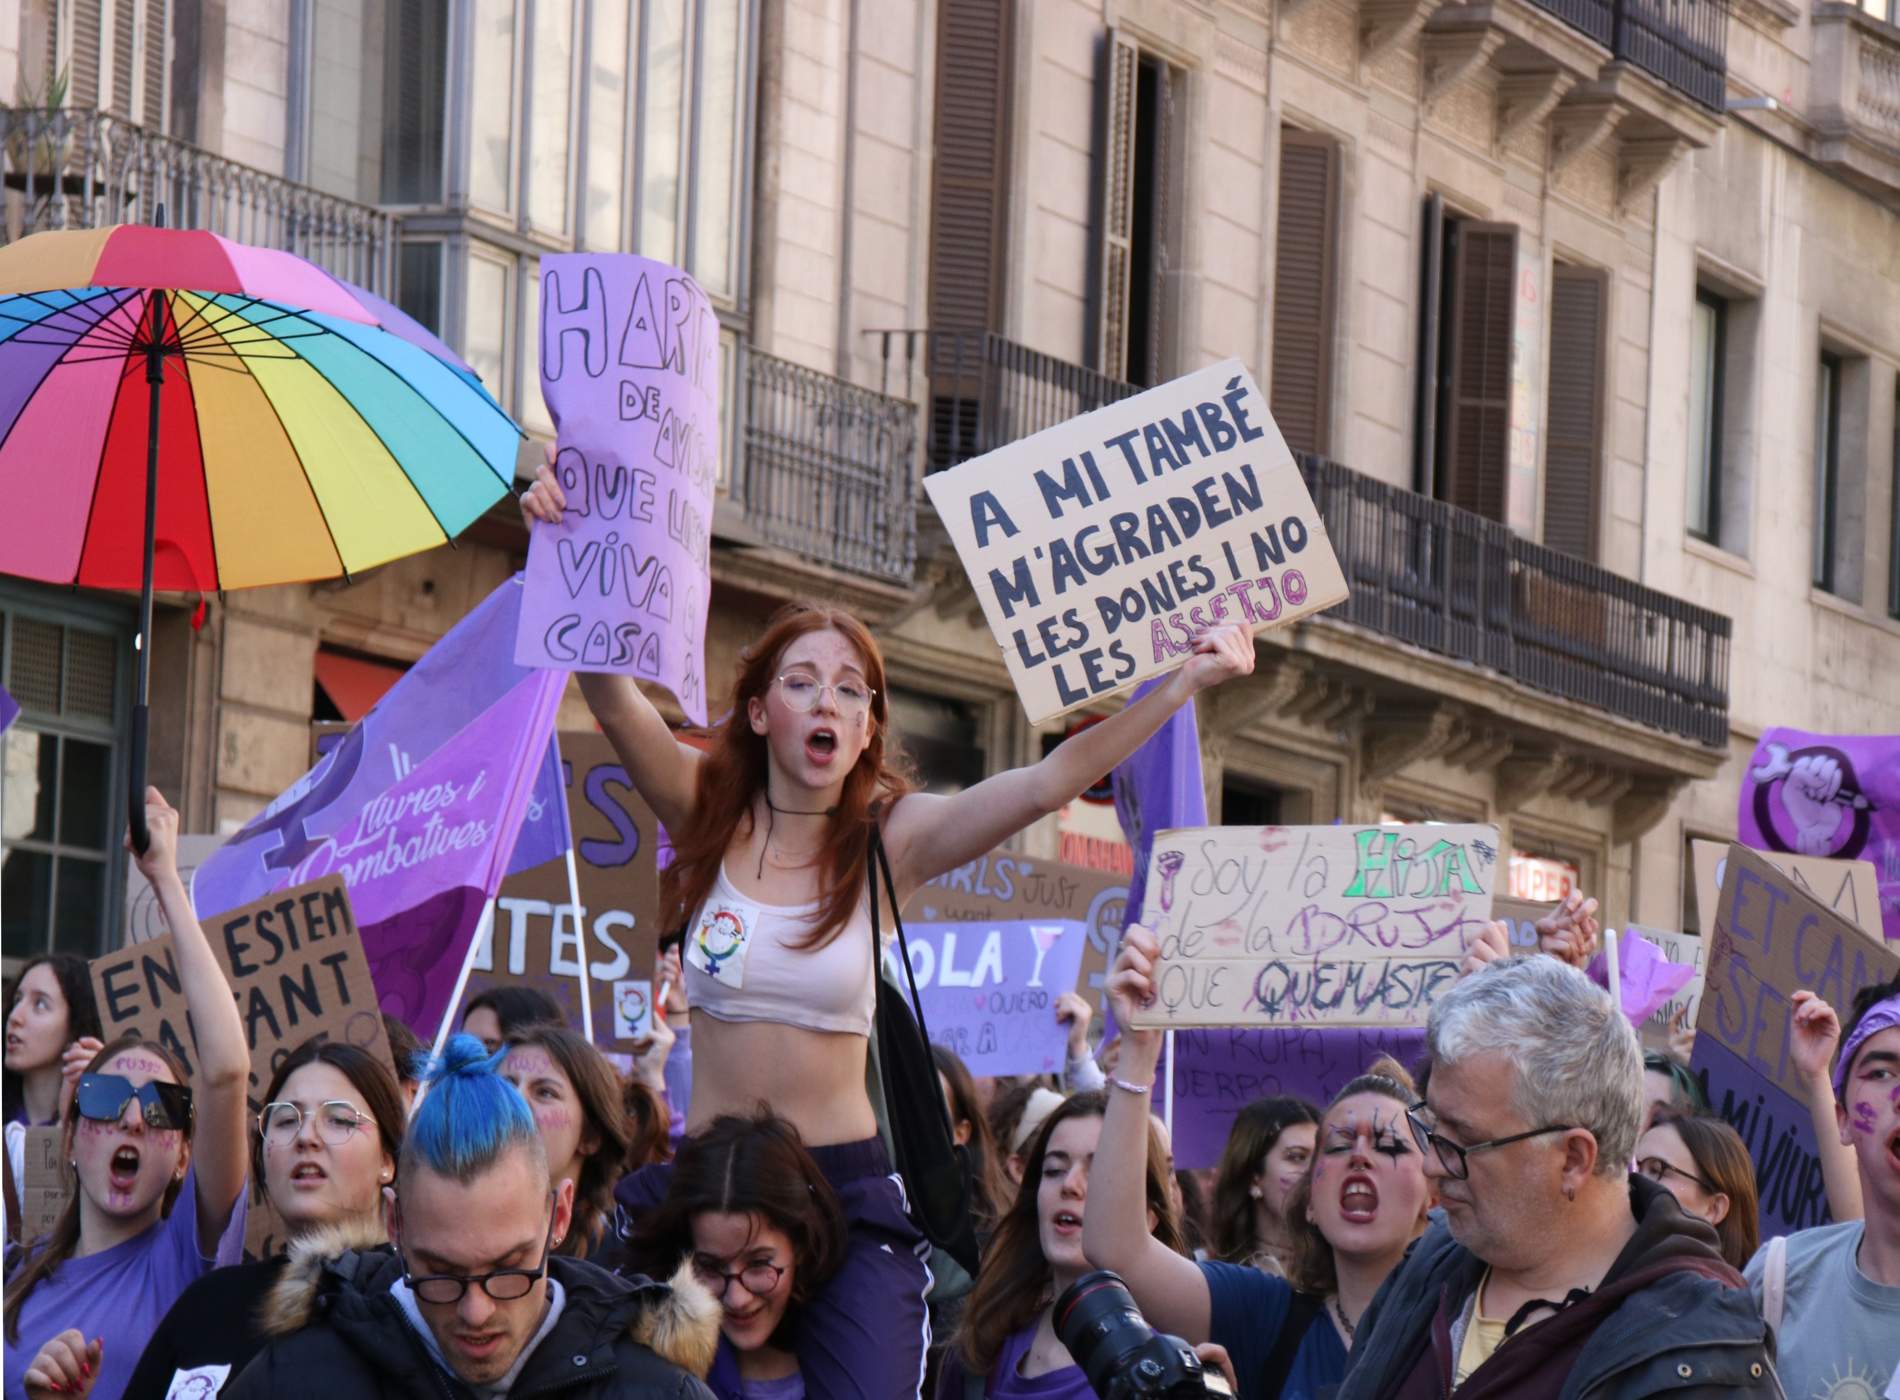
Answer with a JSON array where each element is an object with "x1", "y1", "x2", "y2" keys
[{"x1": 129, "y1": 703, "x2": 150, "y2": 855}]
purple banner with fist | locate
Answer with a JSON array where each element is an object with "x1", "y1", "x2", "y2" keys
[
  {"x1": 1739, "y1": 728, "x2": 1900, "y2": 941},
  {"x1": 515, "y1": 254, "x2": 720, "y2": 724}
]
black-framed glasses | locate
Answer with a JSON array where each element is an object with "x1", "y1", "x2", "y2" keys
[
  {"x1": 1406, "y1": 1105, "x2": 1579, "y2": 1181},
  {"x1": 260, "y1": 1100, "x2": 375, "y2": 1146},
  {"x1": 773, "y1": 672, "x2": 873, "y2": 717},
  {"x1": 76, "y1": 1074, "x2": 193, "y2": 1131},
  {"x1": 402, "y1": 1214, "x2": 555, "y2": 1305},
  {"x1": 1637, "y1": 1156, "x2": 1714, "y2": 1194},
  {"x1": 691, "y1": 1257, "x2": 785, "y2": 1300}
]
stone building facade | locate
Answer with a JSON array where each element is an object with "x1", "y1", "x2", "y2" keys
[{"x1": 2, "y1": 0, "x2": 1897, "y2": 965}]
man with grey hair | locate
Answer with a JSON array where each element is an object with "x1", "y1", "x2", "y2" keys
[{"x1": 1338, "y1": 955, "x2": 1777, "y2": 1398}]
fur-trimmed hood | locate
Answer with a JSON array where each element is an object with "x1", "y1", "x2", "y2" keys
[{"x1": 255, "y1": 1216, "x2": 721, "y2": 1380}]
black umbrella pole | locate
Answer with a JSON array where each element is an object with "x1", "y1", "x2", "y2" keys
[{"x1": 129, "y1": 338, "x2": 163, "y2": 857}]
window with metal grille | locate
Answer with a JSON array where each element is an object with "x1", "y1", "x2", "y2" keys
[{"x1": 1, "y1": 600, "x2": 131, "y2": 965}]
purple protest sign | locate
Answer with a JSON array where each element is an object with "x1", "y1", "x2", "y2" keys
[
  {"x1": 1112, "y1": 678, "x2": 1206, "y2": 929},
  {"x1": 1159, "y1": 1026, "x2": 1427, "y2": 1169},
  {"x1": 1739, "y1": 728, "x2": 1900, "y2": 941},
  {"x1": 515, "y1": 255, "x2": 720, "y2": 724},
  {"x1": 889, "y1": 920, "x2": 1090, "y2": 1076},
  {"x1": 1587, "y1": 927, "x2": 1696, "y2": 1028},
  {"x1": 0, "y1": 681, "x2": 18, "y2": 734}
]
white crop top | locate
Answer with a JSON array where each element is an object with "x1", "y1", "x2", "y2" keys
[{"x1": 683, "y1": 862, "x2": 881, "y2": 1037}]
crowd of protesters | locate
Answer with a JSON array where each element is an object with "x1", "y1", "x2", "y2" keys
[{"x1": 5, "y1": 540, "x2": 1898, "y2": 1399}]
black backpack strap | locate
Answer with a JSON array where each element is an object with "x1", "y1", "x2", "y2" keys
[
  {"x1": 1259, "y1": 1291, "x2": 1324, "y2": 1398},
  {"x1": 868, "y1": 822, "x2": 933, "y2": 1041}
]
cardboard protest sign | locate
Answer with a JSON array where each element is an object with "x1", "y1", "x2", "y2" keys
[
  {"x1": 18, "y1": 1125, "x2": 69, "y2": 1241},
  {"x1": 1159, "y1": 1026, "x2": 1427, "y2": 1169},
  {"x1": 515, "y1": 255, "x2": 719, "y2": 724},
  {"x1": 1739, "y1": 728, "x2": 1900, "y2": 941},
  {"x1": 902, "y1": 853, "x2": 1129, "y2": 1067},
  {"x1": 126, "y1": 835, "x2": 226, "y2": 943},
  {"x1": 923, "y1": 360, "x2": 1348, "y2": 723},
  {"x1": 1493, "y1": 897, "x2": 1552, "y2": 951},
  {"x1": 1127, "y1": 823, "x2": 1499, "y2": 1029},
  {"x1": 90, "y1": 876, "x2": 398, "y2": 1256},
  {"x1": 461, "y1": 735, "x2": 663, "y2": 1045},
  {"x1": 1691, "y1": 839, "x2": 1882, "y2": 947},
  {"x1": 1691, "y1": 845, "x2": 1898, "y2": 1237}
]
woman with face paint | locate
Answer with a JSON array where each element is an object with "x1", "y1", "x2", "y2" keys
[
  {"x1": 120, "y1": 1041, "x2": 406, "y2": 1400},
  {"x1": 521, "y1": 459, "x2": 1258, "y2": 1399},
  {"x1": 1085, "y1": 926, "x2": 1435, "y2": 1400},
  {"x1": 499, "y1": 1024, "x2": 632, "y2": 1261},
  {"x1": 4, "y1": 789, "x2": 251, "y2": 1400},
  {"x1": 629, "y1": 1110, "x2": 847, "y2": 1399},
  {"x1": 938, "y1": 1092, "x2": 1185, "y2": 1400}
]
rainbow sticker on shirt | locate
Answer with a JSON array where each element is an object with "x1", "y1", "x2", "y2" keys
[{"x1": 688, "y1": 901, "x2": 754, "y2": 987}]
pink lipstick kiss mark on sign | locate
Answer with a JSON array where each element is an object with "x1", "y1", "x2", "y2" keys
[{"x1": 974, "y1": 993, "x2": 988, "y2": 1010}]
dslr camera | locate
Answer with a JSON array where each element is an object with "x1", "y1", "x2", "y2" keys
[{"x1": 1055, "y1": 1270, "x2": 1233, "y2": 1399}]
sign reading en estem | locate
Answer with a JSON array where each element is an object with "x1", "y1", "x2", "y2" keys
[
  {"x1": 1691, "y1": 844, "x2": 1898, "y2": 1237},
  {"x1": 1126, "y1": 823, "x2": 1499, "y2": 1029},
  {"x1": 922, "y1": 360, "x2": 1348, "y2": 723}
]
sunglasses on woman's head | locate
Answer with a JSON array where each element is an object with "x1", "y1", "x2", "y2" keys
[{"x1": 76, "y1": 1073, "x2": 194, "y2": 1131}]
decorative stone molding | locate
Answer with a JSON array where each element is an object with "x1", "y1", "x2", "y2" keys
[
  {"x1": 1616, "y1": 132, "x2": 1696, "y2": 212},
  {"x1": 1549, "y1": 89, "x2": 1623, "y2": 172},
  {"x1": 1361, "y1": 0, "x2": 1440, "y2": 61},
  {"x1": 1496, "y1": 746, "x2": 1572, "y2": 813},
  {"x1": 1202, "y1": 654, "x2": 1318, "y2": 738},
  {"x1": 1811, "y1": 3, "x2": 1900, "y2": 199},
  {"x1": 1443, "y1": 723, "x2": 1515, "y2": 773},
  {"x1": 1496, "y1": 69, "x2": 1576, "y2": 155},
  {"x1": 1613, "y1": 775, "x2": 1688, "y2": 843},
  {"x1": 1360, "y1": 703, "x2": 1467, "y2": 796},
  {"x1": 1422, "y1": 26, "x2": 1507, "y2": 109}
]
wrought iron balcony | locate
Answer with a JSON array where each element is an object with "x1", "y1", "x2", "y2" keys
[
  {"x1": 1527, "y1": 0, "x2": 1729, "y2": 110},
  {"x1": 741, "y1": 349, "x2": 917, "y2": 585},
  {"x1": 1, "y1": 107, "x2": 397, "y2": 295},
  {"x1": 869, "y1": 329, "x2": 1139, "y2": 474},
  {"x1": 1299, "y1": 456, "x2": 1731, "y2": 745}
]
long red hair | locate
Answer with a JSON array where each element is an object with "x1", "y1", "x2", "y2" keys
[{"x1": 663, "y1": 603, "x2": 916, "y2": 949}]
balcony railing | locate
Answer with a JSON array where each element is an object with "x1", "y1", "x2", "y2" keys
[
  {"x1": 1, "y1": 107, "x2": 397, "y2": 295},
  {"x1": 1528, "y1": 0, "x2": 1729, "y2": 110},
  {"x1": 1299, "y1": 456, "x2": 1731, "y2": 745},
  {"x1": 1811, "y1": 4, "x2": 1900, "y2": 196},
  {"x1": 870, "y1": 330, "x2": 1140, "y2": 474},
  {"x1": 741, "y1": 349, "x2": 917, "y2": 585}
]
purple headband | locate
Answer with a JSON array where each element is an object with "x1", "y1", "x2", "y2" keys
[{"x1": 1834, "y1": 994, "x2": 1900, "y2": 1099}]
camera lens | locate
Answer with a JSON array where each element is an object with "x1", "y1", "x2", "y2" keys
[{"x1": 1054, "y1": 1271, "x2": 1161, "y2": 1396}]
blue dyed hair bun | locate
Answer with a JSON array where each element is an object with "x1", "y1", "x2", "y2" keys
[{"x1": 401, "y1": 1032, "x2": 543, "y2": 1185}]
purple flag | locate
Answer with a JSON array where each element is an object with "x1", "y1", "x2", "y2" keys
[
  {"x1": 508, "y1": 731, "x2": 575, "y2": 876},
  {"x1": 1739, "y1": 728, "x2": 1900, "y2": 941},
  {"x1": 0, "y1": 681, "x2": 17, "y2": 734},
  {"x1": 1587, "y1": 928, "x2": 1696, "y2": 1028},
  {"x1": 513, "y1": 254, "x2": 720, "y2": 724},
  {"x1": 1112, "y1": 679, "x2": 1207, "y2": 928}
]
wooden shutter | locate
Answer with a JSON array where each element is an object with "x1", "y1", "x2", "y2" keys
[
  {"x1": 1095, "y1": 28, "x2": 1139, "y2": 377},
  {"x1": 1543, "y1": 265, "x2": 1606, "y2": 559},
  {"x1": 928, "y1": 0, "x2": 1012, "y2": 337},
  {"x1": 1271, "y1": 129, "x2": 1339, "y2": 457},
  {"x1": 1440, "y1": 221, "x2": 1516, "y2": 522},
  {"x1": 60, "y1": 0, "x2": 105, "y2": 112},
  {"x1": 109, "y1": 0, "x2": 136, "y2": 117},
  {"x1": 139, "y1": 0, "x2": 170, "y2": 131}
]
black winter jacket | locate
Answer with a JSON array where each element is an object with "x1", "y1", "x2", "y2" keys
[
  {"x1": 1335, "y1": 1176, "x2": 1782, "y2": 1399},
  {"x1": 224, "y1": 1224, "x2": 722, "y2": 1400}
]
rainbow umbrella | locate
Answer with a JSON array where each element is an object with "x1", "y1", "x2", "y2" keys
[{"x1": 0, "y1": 223, "x2": 524, "y2": 850}]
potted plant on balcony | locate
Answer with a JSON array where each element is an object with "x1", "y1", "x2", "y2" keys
[{"x1": 4, "y1": 67, "x2": 81, "y2": 194}]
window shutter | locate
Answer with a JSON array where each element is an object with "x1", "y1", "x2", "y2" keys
[
  {"x1": 140, "y1": 0, "x2": 170, "y2": 132},
  {"x1": 62, "y1": 0, "x2": 105, "y2": 113},
  {"x1": 110, "y1": 0, "x2": 136, "y2": 118},
  {"x1": 1543, "y1": 265, "x2": 1606, "y2": 559},
  {"x1": 1271, "y1": 130, "x2": 1339, "y2": 458},
  {"x1": 928, "y1": 0, "x2": 1012, "y2": 338},
  {"x1": 1095, "y1": 28, "x2": 1139, "y2": 377},
  {"x1": 1441, "y1": 221, "x2": 1516, "y2": 522}
]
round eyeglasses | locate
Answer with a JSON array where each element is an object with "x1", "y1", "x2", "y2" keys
[
  {"x1": 260, "y1": 1100, "x2": 375, "y2": 1146},
  {"x1": 1637, "y1": 1155, "x2": 1714, "y2": 1194},
  {"x1": 402, "y1": 1216, "x2": 556, "y2": 1304},
  {"x1": 692, "y1": 1258, "x2": 786, "y2": 1299},
  {"x1": 773, "y1": 673, "x2": 873, "y2": 717}
]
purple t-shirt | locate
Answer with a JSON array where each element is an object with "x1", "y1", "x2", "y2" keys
[
  {"x1": 984, "y1": 1326, "x2": 1098, "y2": 1400},
  {"x1": 3, "y1": 1167, "x2": 248, "y2": 1400}
]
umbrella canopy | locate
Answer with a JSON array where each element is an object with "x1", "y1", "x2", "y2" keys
[{"x1": 0, "y1": 225, "x2": 522, "y2": 592}]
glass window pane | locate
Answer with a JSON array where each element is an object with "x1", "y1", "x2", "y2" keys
[
  {"x1": 470, "y1": 0, "x2": 518, "y2": 212},
  {"x1": 3, "y1": 728, "x2": 56, "y2": 841},
  {"x1": 2, "y1": 847, "x2": 54, "y2": 957},
  {"x1": 1814, "y1": 359, "x2": 1835, "y2": 589},
  {"x1": 399, "y1": 242, "x2": 445, "y2": 335},
  {"x1": 381, "y1": 0, "x2": 449, "y2": 203},
  {"x1": 692, "y1": 0, "x2": 744, "y2": 298},
  {"x1": 519, "y1": 257, "x2": 554, "y2": 437},
  {"x1": 639, "y1": 0, "x2": 687, "y2": 261},
  {"x1": 1686, "y1": 299, "x2": 1716, "y2": 538},
  {"x1": 59, "y1": 738, "x2": 111, "y2": 849},
  {"x1": 54, "y1": 855, "x2": 106, "y2": 956},
  {"x1": 465, "y1": 251, "x2": 513, "y2": 407},
  {"x1": 584, "y1": 0, "x2": 629, "y2": 249},
  {"x1": 527, "y1": 0, "x2": 574, "y2": 234}
]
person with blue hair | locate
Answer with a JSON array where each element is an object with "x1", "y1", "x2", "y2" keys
[{"x1": 225, "y1": 1034, "x2": 721, "y2": 1399}]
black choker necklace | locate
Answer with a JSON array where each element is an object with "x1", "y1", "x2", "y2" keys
[{"x1": 758, "y1": 792, "x2": 837, "y2": 877}]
